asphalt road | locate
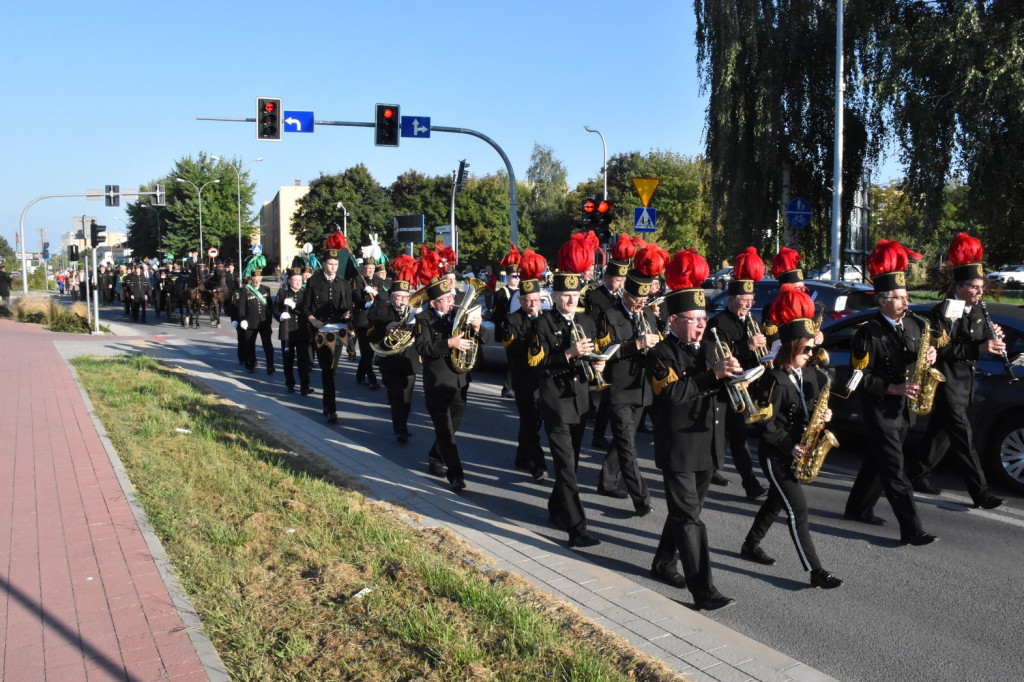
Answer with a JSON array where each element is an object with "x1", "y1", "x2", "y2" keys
[{"x1": 99, "y1": 301, "x2": 1024, "y2": 682}]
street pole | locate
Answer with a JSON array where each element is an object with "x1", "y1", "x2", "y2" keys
[
  {"x1": 92, "y1": 245, "x2": 100, "y2": 333},
  {"x1": 175, "y1": 177, "x2": 219, "y2": 258},
  {"x1": 39, "y1": 228, "x2": 48, "y2": 291},
  {"x1": 336, "y1": 201, "x2": 349, "y2": 238},
  {"x1": 211, "y1": 155, "x2": 262, "y2": 285},
  {"x1": 830, "y1": 0, "x2": 844, "y2": 281},
  {"x1": 450, "y1": 170, "x2": 458, "y2": 257},
  {"x1": 584, "y1": 126, "x2": 608, "y2": 200}
]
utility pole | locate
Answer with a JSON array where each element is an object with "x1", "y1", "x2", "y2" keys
[{"x1": 39, "y1": 228, "x2": 48, "y2": 291}]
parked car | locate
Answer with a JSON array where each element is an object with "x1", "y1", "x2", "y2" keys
[
  {"x1": 806, "y1": 264, "x2": 865, "y2": 283},
  {"x1": 706, "y1": 279, "x2": 877, "y2": 329},
  {"x1": 820, "y1": 302, "x2": 1024, "y2": 493},
  {"x1": 702, "y1": 267, "x2": 734, "y2": 290},
  {"x1": 987, "y1": 265, "x2": 1024, "y2": 285}
]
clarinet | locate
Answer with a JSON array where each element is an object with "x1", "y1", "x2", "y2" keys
[{"x1": 978, "y1": 302, "x2": 1018, "y2": 382}]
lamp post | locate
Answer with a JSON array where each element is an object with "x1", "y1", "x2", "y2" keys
[
  {"x1": 211, "y1": 155, "x2": 262, "y2": 285},
  {"x1": 175, "y1": 177, "x2": 219, "y2": 259},
  {"x1": 583, "y1": 126, "x2": 608, "y2": 200},
  {"x1": 335, "y1": 201, "x2": 349, "y2": 238}
]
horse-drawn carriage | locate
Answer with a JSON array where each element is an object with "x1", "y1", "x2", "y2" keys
[{"x1": 153, "y1": 262, "x2": 230, "y2": 328}]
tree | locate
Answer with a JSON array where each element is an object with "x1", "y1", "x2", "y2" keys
[
  {"x1": 0, "y1": 235, "x2": 16, "y2": 265},
  {"x1": 389, "y1": 170, "x2": 451, "y2": 249},
  {"x1": 524, "y1": 144, "x2": 573, "y2": 259},
  {"x1": 453, "y1": 172, "x2": 534, "y2": 271}
]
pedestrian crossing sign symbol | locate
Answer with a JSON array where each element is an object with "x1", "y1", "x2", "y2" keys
[{"x1": 634, "y1": 207, "x2": 656, "y2": 233}]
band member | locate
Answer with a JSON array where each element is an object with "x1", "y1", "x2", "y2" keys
[
  {"x1": 352, "y1": 259, "x2": 385, "y2": 388},
  {"x1": 761, "y1": 247, "x2": 822, "y2": 348},
  {"x1": 529, "y1": 234, "x2": 607, "y2": 547},
  {"x1": 589, "y1": 233, "x2": 633, "y2": 449},
  {"x1": 493, "y1": 245, "x2": 522, "y2": 399},
  {"x1": 647, "y1": 248, "x2": 739, "y2": 610},
  {"x1": 707, "y1": 247, "x2": 768, "y2": 498},
  {"x1": 301, "y1": 238, "x2": 353, "y2": 424},
  {"x1": 368, "y1": 255, "x2": 421, "y2": 443},
  {"x1": 124, "y1": 263, "x2": 150, "y2": 322},
  {"x1": 237, "y1": 259, "x2": 275, "y2": 375},
  {"x1": 844, "y1": 240, "x2": 939, "y2": 546},
  {"x1": 908, "y1": 234, "x2": 1005, "y2": 508},
  {"x1": 594, "y1": 243, "x2": 667, "y2": 515},
  {"x1": 275, "y1": 267, "x2": 311, "y2": 394},
  {"x1": 741, "y1": 286, "x2": 842, "y2": 589},
  {"x1": 501, "y1": 249, "x2": 547, "y2": 480},
  {"x1": 414, "y1": 273, "x2": 486, "y2": 491}
]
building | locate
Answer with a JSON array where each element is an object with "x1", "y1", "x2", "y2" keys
[{"x1": 259, "y1": 181, "x2": 309, "y2": 275}]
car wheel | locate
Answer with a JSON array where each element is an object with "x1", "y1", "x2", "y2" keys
[{"x1": 986, "y1": 417, "x2": 1024, "y2": 494}]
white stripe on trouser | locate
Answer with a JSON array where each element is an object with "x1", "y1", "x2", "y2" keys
[{"x1": 765, "y1": 457, "x2": 812, "y2": 571}]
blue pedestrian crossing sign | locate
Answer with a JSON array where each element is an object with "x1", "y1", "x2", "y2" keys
[
  {"x1": 252, "y1": 244, "x2": 263, "y2": 255},
  {"x1": 786, "y1": 197, "x2": 812, "y2": 229},
  {"x1": 400, "y1": 116, "x2": 431, "y2": 138},
  {"x1": 634, "y1": 207, "x2": 656, "y2": 233},
  {"x1": 283, "y1": 111, "x2": 314, "y2": 133}
]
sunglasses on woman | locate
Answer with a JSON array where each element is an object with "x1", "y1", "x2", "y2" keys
[{"x1": 800, "y1": 345, "x2": 817, "y2": 356}]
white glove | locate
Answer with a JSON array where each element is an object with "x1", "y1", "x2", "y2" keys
[
  {"x1": 279, "y1": 312, "x2": 291, "y2": 320},
  {"x1": 283, "y1": 297, "x2": 296, "y2": 309},
  {"x1": 231, "y1": 321, "x2": 238, "y2": 329},
  {"x1": 240, "y1": 320, "x2": 249, "y2": 330},
  {"x1": 364, "y1": 286, "x2": 377, "y2": 295}
]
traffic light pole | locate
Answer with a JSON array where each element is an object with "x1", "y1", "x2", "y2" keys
[{"x1": 198, "y1": 116, "x2": 521, "y2": 247}]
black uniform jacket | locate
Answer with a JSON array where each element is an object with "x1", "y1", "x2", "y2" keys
[
  {"x1": 300, "y1": 272, "x2": 352, "y2": 331},
  {"x1": 274, "y1": 286, "x2": 309, "y2": 342},
  {"x1": 351, "y1": 273, "x2": 387, "y2": 328},
  {"x1": 237, "y1": 284, "x2": 272, "y2": 328},
  {"x1": 596, "y1": 301, "x2": 660, "y2": 407},
  {"x1": 850, "y1": 312, "x2": 925, "y2": 423},
  {"x1": 368, "y1": 300, "x2": 420, "y2": 378},
  {"x1": 754, "y1": 367, "x2": 825, "y2": 462},
  {"x1": 707, "y1": 308, "x2": 760, "y2": 370},
  {"x1": 928, "y1": 300, "x2": 987, "y2": 406},
  {"x1": 646, "y1": 334, "x2": 727, "y2": 473},
  {"x1": 586, "y1": 284, "x2": 618, "y2": 321},
  {"x1": 501, "y1": 307, "x2": 540, "y2": 393},
  {"x1": 528, "y1": 311, "x2": 598, "y2": 425},
  {"x1": 490, "y1": 286, "x2": 515, "y2": 330},
  {"x1": 123, "y1": 273, "x2": 149, "y2": 298},
  {"x1": 414, "y1": 308, "x2": 486, "y2": 407}
]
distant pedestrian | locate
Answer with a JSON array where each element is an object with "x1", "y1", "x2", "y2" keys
[{"x1": 0, "y1": 264, "x2": 12, "y2": 306}]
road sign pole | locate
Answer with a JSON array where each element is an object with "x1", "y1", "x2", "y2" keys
[{"x1": 92, "y1": 247, "x2": 101, "y2": 334}]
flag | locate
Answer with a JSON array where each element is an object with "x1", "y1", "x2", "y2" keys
[{"x1": 15, "y1": 232, "x2": 19, "y2": 246}]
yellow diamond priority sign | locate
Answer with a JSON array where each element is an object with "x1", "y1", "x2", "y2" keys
[{"x1": 632, "y1": 177, "x2": 660, "y2": 208}]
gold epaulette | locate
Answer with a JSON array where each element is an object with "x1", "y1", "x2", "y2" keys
[
  {"x1": 763, "y1": 320, "x2": 778, "y2": 337},
  {"x1": 502, "y1": 331, "x2": 515, "y2": 349},
  {"x1": 934, "y1": 328, "x2": 950, "y2": 349},
  {"x1": 527, "y1": 335, "x2": 545, "y2": 366},
  {"x1": 851, "y1": 348, "x2": 869, "y2": 371},
  {"x1": 650, "y1": 357, "x2": 679, "y2": 395}
]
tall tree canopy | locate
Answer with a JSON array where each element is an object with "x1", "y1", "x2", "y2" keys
[{"x1": 291, "y1": 165, "x2": 394, "y2": 258}]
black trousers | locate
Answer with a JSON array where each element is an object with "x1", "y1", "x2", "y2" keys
[
  {"x1": 235, "y1": 326, "x2": 245, "y2": 364},
  {"x1": 281, "y1": 337, "x2": 311, "y2": 390},
  {"x1": 910, "y1": 383, "x2": 989, "y2": 502},
  {"x1": 354, "y1": 326, "x2": 378, "y2": 385},
  {"x1": 746, "y1": 453, "x2": 821, "y2": 571},
  {"x1": 383, "y1": 372, "x2": 416, "y2": 435},
  {"x1": 591, "y1": 389, "x2": 611, "y2": 439},
  {"x1": 597, "y1": 403, "x2": 651, "y2": 508},
  {"x1": 313, "y1": 337, "x2": 344, "y2": 414},
  {"x1": 129, "y1": 297, "x2": 147, "y2": 322},
  {"x1": 725, "y1": 409, "x2": 761, "y2": 491},
  {"x1": 426, "y1": 387, "x2": 468, "y2": 482},
  {"x1": 242, "y1": 324, "x2": 275, "y2": 371},
  {"x1": 546, "y1": 418, "x2": 589, "y2": 534},
  {"x1": 845, "y1": 416, "x2": 923, "y2": 538},
  {"x1": 512, "y1": 386, "x2": 544, "y2": 472},
  {"x1": 654, "y1": 469, "x2": 718, "y2": 601}
]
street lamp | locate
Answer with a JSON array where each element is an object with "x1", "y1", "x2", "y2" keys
[
  {"x1": 175, "y1": 177, "x2": 219, "y2": 258},
  {"x1": 583, "y1": 126, "x2": 608, "y2": 201},
  {"x1": 211, "y1": 155, "x2": 262, "y2": 284},
  {"x1": 335, "y1": 201, "x2": 349, "y2": 238}
]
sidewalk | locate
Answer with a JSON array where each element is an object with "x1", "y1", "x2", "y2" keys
[{"x1": 2, "y1": 316, "x2": 838, "y2": 682}]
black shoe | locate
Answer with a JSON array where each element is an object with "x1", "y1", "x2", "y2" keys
[
  {"x1": 348, "y1": 352, "x2": 357, "y2": 361},
  {"x1": 397, "y1": 433, "x2": 408, "y2": 443},
  {"x1": 740, "y1": 543, "x2": 776, "y2": 566},
  {"x1": 301, "y1": 387, "x2": 315, "y2": 396},
  {"x1": 694, "y1": 593, "x2": 736, "y2": 611},
  {"x1": 568, "y1": 529, "x2": 600, "y2": 548},
  {"x1": 286, "y1": 386, "x2": 295, "y2": 393},
  {"x1": 900, "y1": 531, "x2": 939, "y2": 546},
  {"x1": 913, "y1": 480, "x2": 942, "y2": 495},
  {"x1": 635, "y1": 502, "x2": 654, "y2": 517},
  {"x1": 597, "y1": 488, "x2": 629, "y2": 499},
  {"x1": 369, "y1": 382, "x2": 380, "y2": 390},
  {"x1": 810, "y1": 568, "x2": 843, "y2": 589},
  {"x1": 428, "y1": 464, "x2": 448, "y2": 478},
  {"x1": 974, "y1": 495, "x2": 1005, "y2": 510},
  {"x1": 327, "y1": 413, "x2": 338, "y2": 424},
  {"x1": 745, "y1": 484, "x2": 768, "y2": 500},
  {"x1": 637, "y1": 423, "x2": 653, "y2": 434},
  {"x1": 357, "y1": 378, "x2": 368, "y2": 386},
  {"x1": 711, "y1": 471, "x2": 730, "y2": 486},
  {"x1": 500, "y1": 389, "x2": 515, "y2": 399},
  {"x1": 844, "y1": 512, "x2": 886, "y2": 526},
  {"x1": 450, "y1": 477, "x2": 466, "y2": 492},
  {"x1": 591, "y1": 436, "x2": 611, "y2": 450},
  {"x1": 650, "y1": 563, "x2": 687, "y2": 588},
  {"x1": 530, "y1": 467, "x2": 547, "y2": 482},
  {"x1": 246, "y1": 366, "x2": 255, "y2": 374},
  {"x1": 267, "y1": 366, "x2": 276, "y2": 375}
]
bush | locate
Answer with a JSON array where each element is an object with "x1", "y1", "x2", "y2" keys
[{"x1": 12, "y1": 296, "x2": 93, "y2": 333}]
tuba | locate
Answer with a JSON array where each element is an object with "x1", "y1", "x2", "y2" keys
[
  {"x1": 449, "y1": 278, "x2": 488, "y2": 373},
  {"x1": 907, "y1": 312, "x2": 945, "y2": 416},
  {"x1": 371, "y1": 286, "x2": 429, "y2": 357},
  {"x1": 792, "y1": 349, "x2": 840, "y2": 483},
  {"x1": 709, "y1": 327, "x2": 770, "y2": 423}
]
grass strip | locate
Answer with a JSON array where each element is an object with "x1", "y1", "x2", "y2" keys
[{"x1": 74, "y1": 354, "x2": 684, "y2": 682}]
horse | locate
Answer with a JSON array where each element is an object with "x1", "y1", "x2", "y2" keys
[
  {"x1": 175, "y1": 263, "x2": 208, "y2": 328},
  {"x1": 202, "y1": 264, "x2": 229, "y2": 328}
]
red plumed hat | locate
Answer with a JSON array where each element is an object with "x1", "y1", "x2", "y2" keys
[
  {"x1": 769, "y1": 284, "x2": 817, "y2": 342},
  {"x1": 729, "y1": 247, "x2": 765, "y2": 295},
  {"x1": 324, "y1": 231, "x2": 347, "y2": 251},
  {"x1": 607, "y1": 233, "x2": 636, "y2": 277},
  {"x1": 664, "y1": 249, "x2": 709, "y2": 315},
  {"x1": 415, "y1": 245, "x2": 442, "y2": 285},
  {"x1": 436, "y1": 244, "x2": 458, "y2": 273},
  {"x1": 624, "y1": 242, "x2": 670, "y2": 297},
  {"x1": 867, "y1": 239, "x2": 922, "y2": 291},
  {"x1": 771, "y1": 247, "x2": 803, "y2": 284},
  {"x1": 517, "y1": 248, "x2": 547, "y2": 295},
  {"x1": 948, "y1": 233, "x2": 985, "y2": 281},
  {"x1": 500, "y1": 243, "x2": 522, "y2": 273},
  {"x1": 390, "y1": 254, "x2": 417, "y2": 283},
  {"x1": 553, "y1": 233, "x2": 595, "y2": 292}
]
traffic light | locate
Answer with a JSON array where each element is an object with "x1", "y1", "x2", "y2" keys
[
  {"x1": 105, "y1": 184, "x2": 120, "y2": 207},
  {"x1": 90, "y1": 220, "x2": 106, "y2": 248},
  {"x1": 456, "y1": 160, "x2": 470, "y2": 194},
  {"x1": 68, "y1": 245, "x2": 79, "y2": 262},
  {"x1": 594, "y1": 199, "x2": 613, "y2": 242},
  {"x1": 581, "y1": 197, "x2": 597, "y2": 226},
  {"x1": 256, "y1": 97, "x2": 282, "y2": 141},
  {"x1": 374, "y1": 104, "x2": 400, "y2": 147}
]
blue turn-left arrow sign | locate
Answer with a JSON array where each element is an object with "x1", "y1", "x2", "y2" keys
[{"x1": 283, "y1": 111, "x2": 314, "y2": 133}]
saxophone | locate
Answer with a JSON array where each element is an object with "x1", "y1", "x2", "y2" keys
[
  {"x1": 449, "y1": 278, "x2": 488, "y2": 373},
  {"x1": 793, "y1": 349, "x2": 840, "y2": 483},
  {"x1": 907, "y1": 313, "x2": 945, "y2": 416}
]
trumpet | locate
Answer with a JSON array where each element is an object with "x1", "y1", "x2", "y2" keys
[
  {"x1": 709, "y1": 327, "x2": 770, "y2": 423},
  {"x1": 571, "y1": 322, "x2": 610, "y2": 391},
  {"x1": 745, "y1": 314, "x2": 770, "y2": 364}
]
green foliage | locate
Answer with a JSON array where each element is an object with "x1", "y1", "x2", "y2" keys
[
  {"x1": 291, "y1": 165, "x2": 394, "y2": 258},
  {"x1": 0, "y1": 235, "x2": 16, "y2": 264}
]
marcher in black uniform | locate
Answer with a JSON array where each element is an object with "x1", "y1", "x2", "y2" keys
[
  {"x1": 908, "y1": 234, "x2": 1005, "y2": 508},
  {"x1": 414, "y1": 275, "x2": 486, "y2": 491},
  {"x1": 368, "y1": 256, "x2": 421, "y2": 443},
  {"x1": 236, "y1": 266, "x2": 274, "y2": 375},
  {"x1": 741, "y1": 286, "x2": 842, "y2": 589},
  {"x1": 529, "y1": 234, "x2": 608, "y2": 547},
  {"x1": 501, "y1": 249, "x2": 547, "y2": 480},
  {"x1": 760, "y1": 247, "x2": 823, "y2": 352},
  {"x1": 706, "y1": 247, "x2": 769, "y2": 499},
  {"x1": 646, "y1": 248, "x2": 739, "y2": 611},
  {"x1": 124, "y1": 264, "x2": 150, "y2": 322},
  {"x1": 275, "y1": 268, "x2": 311, "y2": 394},
  {"x1": 352, "y1": 259, "x2": 385, "y2": 388},
  {"x1": 493, "y1": 245, "x2": 522, "y2": 398},
  {"x1": 593, "y1": 243, "x2": 667, "y2": 515},
  {"x1": 0, "y1": 264, "x2": 13, "y2": 306},
  {"x1": 844, "y1": 240, "x2": 939, "y2": 546},
  {"x1": 588, "y1": 234, "x2": 632, "y2": 449},
  {"x1": 300, "y1": 243, "x2": 353, "y2": 424}
]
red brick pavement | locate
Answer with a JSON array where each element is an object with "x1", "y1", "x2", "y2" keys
[{"x1": 0, "y1": 321, "x2": 211, "y2": 681}]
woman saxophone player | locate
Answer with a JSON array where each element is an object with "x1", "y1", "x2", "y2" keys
[{"x1": 739, "y1": 285, "x2": 843, "y2": 589}]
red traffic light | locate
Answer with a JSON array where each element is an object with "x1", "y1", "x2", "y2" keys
[
  {"x1": 596, "y1": 200, "x2": 611, "y2": 214},
  {"x1": 263, "y1": 101, "x2": 277, "y2": 113},
  {"x1": 582, "y1": 199, "x2": 596, "y2": 214},
  {"x1": 383, "y1": 107, "x2": 395, "y2": 119}
]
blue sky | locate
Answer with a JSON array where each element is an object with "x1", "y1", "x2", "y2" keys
[{"x1": 2, "y1": 0, "x2": 898, "y2": 255}]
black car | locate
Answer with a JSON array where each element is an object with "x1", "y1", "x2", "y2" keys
[
  {"x1": 820, "y1": 302, "x2": 1024, "y2": 493},
  {"x1": 707, "y1": 279, "x2": 877, "y2": 329}
]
